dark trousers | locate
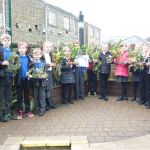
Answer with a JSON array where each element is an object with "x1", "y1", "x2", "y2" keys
[
  {"x1": 0, "y1": 81, "x2": 12, "y2": 116},
  {"x1": 16, "y1": 79, "x2": 30, "y2": 113},
  {"x1": 33, "y1": 86, "x2": 46, "y2": 113},
  {"x1": 146, "y1": 74, "x2": 150, "y2": 102},
  {"x1": 87, "y1": 69, "x2": 97, "y2": 94},
  {"x1": 62, "y1": 83, "x2": 73, "y2": 103},
  {"x1": 99, "y1": 73, "x2": 109, "y2": 98},
  {"x1": 45, "y1": 71, "x2": 54, "y2": 107},
  {"x1": 74, "y1": 67, "x2": 85, "y2": 99},
  {"x1": 139, "y1": 72, "x2": 146, "y2": 101},
  {"x1": 121, "y1": 82, "x2": 127, "y2": 98},
  {"x1": 133, "y1": 82, "x2": 139, "y2": 98}
]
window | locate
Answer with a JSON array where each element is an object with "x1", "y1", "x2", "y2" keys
[
  {"x1": 88, "y1": 26, "x2": 94, "y2": 37},
  {"x1": 74, "y1": 21, "x2": 78, "y2": 35},
  {"x1": 0, "y1": 13, "x2": 3, "y2": 27},
  {"x1": 94, "y1": 29, "x2": 100, "y2": 39},
  {"x1": 64, "y1": 17, "x2": 70, "y2": 30},
  {"x1": 48, "y1": 11, "x2": 56, "y2": 26}
]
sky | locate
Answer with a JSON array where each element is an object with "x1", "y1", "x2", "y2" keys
[{"x1": 44, "y1": 0, "x2": 150, "y2": 40}]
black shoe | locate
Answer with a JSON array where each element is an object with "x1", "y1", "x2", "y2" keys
[
  {"x1": 79, "y1": 97, "x2": 84, "y2": 100},
  {"x1": 0, "y1": 116, "x2": 9, "y2": 122},
  {"x1": 61, "y1": 101, "x2": 68, "y2": 104},
  {"x1": 144, "y1": 101, "x2": 149, "y2": 106},
  {"x1": 46, "y1": 106, "x2": 50, "y2": 111},
  {"x1": 104, "y1": 97, "x2": 108, "y2": 101},
  {"x1": 49, "y1": 105, "x2": 57, "y2": 109},
  {"x1": 38, "y1": 111, "x2": 46, "y2": 116},
  {"x1": 68, "y1": 101, "x2": 74, "y2": 104},
  {"x1": 124, "y1": 97, "x2": 128, "y2": 100},
  {"x1": 130, "y1": 97, "x2": 136, "y2": 101},
  {"x1": 99, "y1": 96, "x2": 104, "y2": 99},
  {"x1": 146, "y1": 105, "x2": 150, "y2": 109},
  {"x1": 138, "y1": 100, "x2": 145, "y2": 105},
  {"x1": 116, "y1": 96, "x2": 124, "y2": 101}
]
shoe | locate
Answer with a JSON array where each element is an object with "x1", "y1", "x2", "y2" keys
[
  {"x1": 49, "y1": 105, "x2": 57, "y2": 109},
  {"x1": 61, "y1": 101, "x2": 68, "y2": 104},
  {"x1": 79, "y1": 97, "x2": 84, "y2": 100},
  {"x1": 6, "y1": 113, "x2": 17, "y2": 120},
  {"x1": 104, "y1": 97, "x2": 108, "y2": 101},
  {"x1": 0, "y1": 116, "x2": 8, "y2": 122},
  {"x1": 138, "y1": 100, "x2": 145, "y2": 105},
  {"x1": 27, "y1": 112, "x2": 34, "y2": 118},
  {"x1": 144, "y1": 101, "x2": 149, "y2": 106},
  {"x1": 125, "y1": 97, "x2": 128, "y2": 100},
  {"x1": 17, "y1": 110, "x2": 23, "y2": 120},
  {"x1": 88, "y1": 92, "x2": 91, "y2": 96},
  {"x1": 38, "y1": 111, "x2": 46, "y2": 116},
  {"x1": 116, "y1": 96, "x2": 124, "y2": 101},
  {"x1": 99, "y1": 96, "x2": 104, "y2": 99},
  {"x1": 130, "y1": 97, "x2": 136, "y2": 101},
  {"x1": 46, "y1": 106, "x2": 50, "y2": 111},
  {"x1": 68, "y1": 101, "x2": 74, "y2": 104},
  {"x1": 146, "y1": 105, "x2": 150, "y2": 109},
  {"x1": 94, "y1": 92, "x2": 97, "y2": 96}
]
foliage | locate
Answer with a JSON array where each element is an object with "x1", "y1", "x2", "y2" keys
[
  {"x1": 7, "y1": 52, "x2": 20, "y2": 77},
  {"x1": 26, "y1": 68, "x2": 48, "y2": 79}
]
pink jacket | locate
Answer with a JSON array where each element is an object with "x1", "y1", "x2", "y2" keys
[{"x1": 114, "y1": 51, "x2": 129, "y2": 77}]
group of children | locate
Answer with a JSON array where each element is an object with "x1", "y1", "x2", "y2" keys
[
  {"x1": 0, "y1": 33, "x2": 150, "y2": 122},
  {"x1": 0, "y1": 34, "x2": 57, "y2": 122}
]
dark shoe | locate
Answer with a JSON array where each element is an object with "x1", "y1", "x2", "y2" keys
[
  {"x1": 138, "y1": 100, "x2": 145, "y2": 105},
  {"x1": 146, "y1": 105, "x2": 150, "y2": 109},
  {"x1": 68, "y1": 101, "x2": 74, "y2": 104},
  {"x1": 49, "y1": 105, "x2": 57, "y2": 109},
  {"x1": 144, "y1": 101, "x2": 149, "y2": 106},
  {"x1": 38, "y1": 111, "x2": 46, "y2": 116},
  {"x1": 130, "y1": 97, "x2": 136, "y2": 101},
  {"x1": 104, "y1": 97, "x2": 108, "y2": 101},
  {"x1": 79, "y1": 97, "x2": 84, "y2": 100},
  {"x1": 61, "y1": 101, "x2": 68, "y2": 104},
  {"x1": 99, "y1": 96, "x2": 104, "y2": 99},
  {"x1": 0, "y1": 116, "x2": 9, "y2": 122},
  {"x1": 6, "y1": 114, "x2": 17, "y2": 120},
  {"x1": 46, "y1": 106, "x2": 50, "y2": 111},
  {"x1": 116, "y1": 96, "x2": 124, "y2": 101},
  {"x1": 124, "y1": 97, "x2": 128, "y2": 100}
]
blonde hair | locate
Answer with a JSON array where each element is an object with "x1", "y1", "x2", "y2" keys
[
  {"x1": 18, "y1": 42, "x2": 28, "y2": 49},
  {"x1": 1, "y1": 34, "x2": 11, "y2": 42},
  {"x1": 43, "y1": 41, "x2": 53, "y2": 47},
  {"x1": 33, "y1": 48, "x2": 42, "y2": 55},
  {"x1": 63, "y1": 46, "x2": 70, "y2": 52}
]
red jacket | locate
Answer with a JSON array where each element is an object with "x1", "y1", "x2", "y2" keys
[{"x1": 114, "y1": 51, "x2": 129, "y2": 77}]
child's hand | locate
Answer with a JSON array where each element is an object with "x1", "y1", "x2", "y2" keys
[
  {"x1": 50, "y1": 62, "x2": 57, "y2": 67},
  {"x1": 2, "y1": 60, "x2": 9, "y2": 66}
]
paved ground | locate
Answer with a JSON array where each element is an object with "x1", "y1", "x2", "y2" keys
[{"x1": 0, "y1": 96, "x2": 150, "y2": 145}]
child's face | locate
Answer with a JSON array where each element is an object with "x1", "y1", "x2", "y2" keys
[
  {"x1": 43, "y1": 44, "x2": 53, "y2": 53},
  {"x1": 33, "y1": 53, "x2": 42, "y2": 61},
  {"x1": 64, "y1": 48, "x2": 71, "y2": 57},
  {"x1": 18, "y1": 45, "x2": 27, "y2": 55},
  {"x1": 2, "y1": 38, "x2": 11, "y2": 48}
]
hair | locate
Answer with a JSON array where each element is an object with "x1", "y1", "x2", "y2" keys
[
  {"x1": 63, "y1": 46, "x2": 70, "y2": 52},
  {"x1": 33, "y1": 48, "x2": 42, "y2": 55},
  {"x1": 1, "y1": 33, "x2": 11, "y2": 42},
  {"x1": 43, "y1": 41, "x2": 53, "y2": 47},
  {"x1": 18, "y1": 41, "x2": 28, "y2": 49}
]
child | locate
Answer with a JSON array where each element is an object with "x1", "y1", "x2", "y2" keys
[
  {"x1": 42, "y1": 41, "x2": 57, "y2": 110},
  {"x1": 0, "y1": 34, "x2": 14, "y2": 122},
  {"x1": 16, "y1": 42, "x2": 34, "y2": 119},
  {"x1": 29, "y1": 48, "x2": 46, "y2": 116},
  {"x1": 98, "y1": 43, "x2": 112, "y2": 101},
  {"x1": 60, "y1": 47, "x2": 75, "y2": 104},
  {"x1": 114, "y1": 44, "x2": 129, "y2": 101}
]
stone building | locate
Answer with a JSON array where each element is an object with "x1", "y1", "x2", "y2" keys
[{"x1": 0, "y1": 0, "x2": 101, "y2": 46}]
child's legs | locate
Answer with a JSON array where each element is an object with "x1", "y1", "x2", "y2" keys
[
  {"x1": 0, "y1": 86, "x2": 5, "y2": 116},
  {"x1": 121, "y1": 82, "x2": 127, "y2": 97},
  {"x1": 133, "y1": 82, "x2": 139, "y2": 97},
  {"x1": 62, "y1": 84, "x2": 68, "y2": 102},
  {"x1": 16, "y1": 85, "x2": 23, "y2": 111},
  {"x1": 33, "y1": 87, "x2": 40, "y2": 113},
  {"x1": 38, "y1": 87, "x2": 46, "y2": 112},
  {"x1": 23, "y1": 80, "x2": 30, "y2": 113},
  {"x1": 145, "y1": 75, "x2": 150, "y2": 102},
  {"x1": 68, "y1": 83, "x2": 73, "y2": 101},
  {"x1": 4, "y1": 82, "x2": 12, "y2": 115},
  {"x1": 79, "y1": 69, "x2": 84, "y2": 98}
]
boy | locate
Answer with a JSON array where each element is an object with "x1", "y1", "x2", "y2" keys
[
  {"x1": 42, "y1": 41, "x2": 57, "y2": 110},
  {"x1": 16, "y1": 42, "x2": 34, "y2": 119},
  {"x1": 0, "y1": 34, "x2": 13, "y2": 122},
  {"x1": 30, "y1": 48, "x2": 46, "y2": 116}
]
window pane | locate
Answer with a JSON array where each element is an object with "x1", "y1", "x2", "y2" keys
[
  {"x1": 48, "y1": 11, "x2": 56, "y2": 25},
  {"x1": 64, "y1": 17, "x2": 70, "y2": 29}
]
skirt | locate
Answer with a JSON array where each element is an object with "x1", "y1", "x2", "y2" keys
[{"x1": 116, "y1": 76, "x2": 128, "y2": 82}]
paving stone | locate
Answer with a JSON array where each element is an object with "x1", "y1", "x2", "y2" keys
[{"x1": 4, "y1": 137, "x2": 25, "y2": 145}]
